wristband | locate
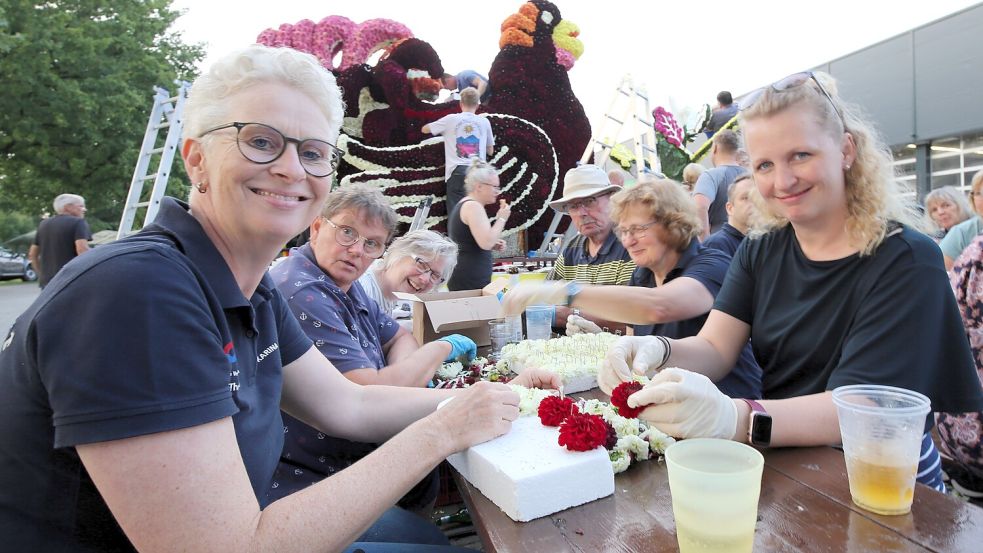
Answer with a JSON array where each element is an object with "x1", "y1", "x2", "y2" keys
[{"x1": 654, "y1": 336, "x2": 672, "y2": 370}]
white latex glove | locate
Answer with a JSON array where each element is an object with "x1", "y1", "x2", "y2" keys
[
  {"x1": 599, "y1": 336, "x2": 667, "y2": 394},
  {"x1": 498, "y1": 280, "x2": 568, "y2": 317},
  {"x1": 565, "y1": 314, "x2": 601, "y2": 336},
  {"x1": 627, "y1": 368, "x2": 738, "y2": 440}
]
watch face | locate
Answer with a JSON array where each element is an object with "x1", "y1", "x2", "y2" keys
[{"x1": 750, "y1": 412, "x2": 773, "y2": 446}]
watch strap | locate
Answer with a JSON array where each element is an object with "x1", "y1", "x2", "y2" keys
[{"x1": 741, "y1": 398, "x2": 767, "y2": 414}]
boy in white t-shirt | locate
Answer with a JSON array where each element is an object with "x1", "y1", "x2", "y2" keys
[{"x1": 423, "y1": 87, "x2": 495, "y2": 211}]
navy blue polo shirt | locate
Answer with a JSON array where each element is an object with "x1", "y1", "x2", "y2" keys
[
  {"x1": 0, "y1": 197, "x2": 312, "y2": 550},
  {"x1": 630, "y1": 239, "x2": 762, "y2": 399},
  {"x1": 702, "y1": 222, "x2": 745, "y2": 258},
  {"x1": 267, "y1": 244, "x2": 400, "y2": 501}
]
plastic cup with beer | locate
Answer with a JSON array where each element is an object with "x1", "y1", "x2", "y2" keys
[
  {"x1": 832, "y1": 384, "x2": 931, "y2": 516},
  {"x1": 665, "y1": 439, "x2": 764, "y2": 553}
]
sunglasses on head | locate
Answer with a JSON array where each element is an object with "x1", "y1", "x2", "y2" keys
[{"x1": 741, "y1": 71, "x2": 844, "y2": 125}]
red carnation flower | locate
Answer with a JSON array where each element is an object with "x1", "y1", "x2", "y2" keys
[
  {"x1": 558, "y1": 412, "x2": 609, "y2": 452},
  {"x1": 538, "y1": 396, "x2": 578, "y2": 427},
  {"x1": 611, "y1": 381, "x2": 645, "y2": 419}
]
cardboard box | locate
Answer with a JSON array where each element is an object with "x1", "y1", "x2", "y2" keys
[{"x1": 394, "y1": 281, "x2": 506, "y2": 346}]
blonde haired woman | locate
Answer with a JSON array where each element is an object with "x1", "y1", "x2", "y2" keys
[{"x1": 600, "y1": 71, "x2": 982, "y2": 492}]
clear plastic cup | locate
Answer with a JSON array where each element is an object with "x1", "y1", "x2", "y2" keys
[
  {"x1": 524, "y1": 305, "x2": 552, "y2": 341},
  {"x1": 488, "y1": 320, "x2": 512, "y2": 359},
  {"x1": 506, "y1": 314, "x2": 523, "y2": 343},
  {"x1": 832, "y1": 384, "x2": 931, "y2": 516},
  {"x1": 665, "y1": 439, "x2": 764, "y2": 553}
]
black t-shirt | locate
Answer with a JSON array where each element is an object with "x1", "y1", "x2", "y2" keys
[
  {"x1": 714, "y1": 224, "x2": 983, "y2": 414},
  {"x1": 0, "y1": 198, "x2": 312, "y2": 551},
  {"x1": 631, "y1": 240, "x2": 762, "y2": 399},
  {"x1": 33, "y1": 214, "x2": 91, "y2": 286}
]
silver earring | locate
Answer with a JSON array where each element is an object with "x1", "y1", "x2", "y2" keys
[{"x1": 195, "y1": 182, "x2": 209, "y2": 193}]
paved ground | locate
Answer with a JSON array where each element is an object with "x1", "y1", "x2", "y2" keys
[{"x1": 1, "y1": 281, "x2": 40, "y2": 336}]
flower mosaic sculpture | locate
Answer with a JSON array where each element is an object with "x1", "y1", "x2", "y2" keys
[{"x1": 258, "y1": 1, "x2": 591, "y2": 243}]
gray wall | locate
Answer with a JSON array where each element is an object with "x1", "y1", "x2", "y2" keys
[{"x1": 813, "y1": 3, "x2": 983, "y2": 147}]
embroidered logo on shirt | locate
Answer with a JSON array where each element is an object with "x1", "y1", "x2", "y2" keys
[{"x1": 224, "y1": 342, "x2": 237, "y2": 363}]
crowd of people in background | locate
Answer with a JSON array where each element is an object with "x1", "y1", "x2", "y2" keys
[{"x1": 3, "y1": 45, "x2": 983, "y2": 553}]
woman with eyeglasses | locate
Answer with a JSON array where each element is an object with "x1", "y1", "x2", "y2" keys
[
  {"x1": 447, "y1": 159, "x2": 511, "y2": 291},
  {"x1": 358, "y1": 229, "x2": 458, "y2": 316},
  {"x1": 499, "y1": 176, "x2": 761, "y2": 400},
  {"x1": 598, "y1": 71, "x2": 982, "y2": 491},
  {"x1": 0, "y1": 46, "x2": 555, "y2": 552},
  {"x1": 266, "y1": 184, "x2": 478, "y2": 509}
]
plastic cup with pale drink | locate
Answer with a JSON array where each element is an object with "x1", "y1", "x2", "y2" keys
[
  {"x1": 832, "y1": 384, "x2": 931, "y2": 516},
  {"x1": 665, "y1": 439, "x2": 764, "y2": 553},
  {"x1": 524, "y1": 305, "x2": 552, "y2": 341}
]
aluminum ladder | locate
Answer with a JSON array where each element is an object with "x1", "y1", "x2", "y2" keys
[
  {"x1": 117, "y1": 82, "x2": 191, "y2": 239},
  {"x1": 408, "y1": 196, "x2": 433, "y2": 232},
  {"x1": 536, "y1": 75, "x2": 660, "y2": 256}
]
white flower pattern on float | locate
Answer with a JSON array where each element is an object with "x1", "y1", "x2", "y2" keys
[{"x1": 337, "y1": 113, "x2": 559, "y2": 236}]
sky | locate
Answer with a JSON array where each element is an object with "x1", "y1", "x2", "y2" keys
[{"x1": 171, "y1": 0, "x2": 980, "y2": 137}]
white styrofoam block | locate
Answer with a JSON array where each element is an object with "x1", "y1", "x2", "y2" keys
[
  {"x1": 561, "y1": 374, "x2": 598, "y2": 394},
  {"x1": 447, "y1": 417, "x2": 614, "y2": 522}
]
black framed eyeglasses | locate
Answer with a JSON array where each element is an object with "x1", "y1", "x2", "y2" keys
[
  {"x1": 614, "y1": 221, "x2": 659, "y2": 240},
  {"x1": 322, "y1": 218, "x2": 386, "y2": 258},
  {"x1": 413, "y1": 256, "x2": 446, "y2": 285},
  {"x1": 199, "y1": 122, "x2": 342, "y2": 178},
  {"x1": 741, "y1": 71, "x2": 844, "y2": 124}
]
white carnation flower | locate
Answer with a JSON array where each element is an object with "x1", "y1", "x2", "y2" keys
[
  {"x1": 509, "y1": 385, "x2": 555, "y2": 416},
  {"x1": 616, "y1": 434, "x2": 651, "y2": 460},
  {"x1": 437, "y1": 361, "x2": 463, "y2": 380},
  {"x1": 610, "y1": 415, "x2": 642, "y2": 437},
  {"x1": 641, "y1": 427, "x2": 676, "y2": 454},
  {"x1": 610, "y1": 449, "x2": 630, "y2": 473}
]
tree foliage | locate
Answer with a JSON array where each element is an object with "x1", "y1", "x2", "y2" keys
[{"x1": 0, "y1": 0, "x2": 203, "y2": 229}]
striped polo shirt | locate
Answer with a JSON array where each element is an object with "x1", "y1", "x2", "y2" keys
[{"x1": 548, "y1": 231, "x2": 636, "y2": 284}]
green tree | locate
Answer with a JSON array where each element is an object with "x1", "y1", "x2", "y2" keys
[{"x1": 0, "y1": 0, "x2": 203, "y2": 230}]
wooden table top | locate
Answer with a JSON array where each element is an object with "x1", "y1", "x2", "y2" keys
[{"x1": 454, "y1": 440, "x2": 983, "y2": 552}]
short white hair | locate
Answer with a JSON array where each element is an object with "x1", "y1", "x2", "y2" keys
[
  {"x1": 53, "y1": 194, "x2": 84, "y2": 214},
  {"x1": 382, "y1": 229, "x2": 458, "y2": 280},
  {"x1": 463, "y1": 159, "x2": 498, "y2": 194},
  {"x1": 183, "y1": 45, "x2": 344, "y2": 144}
]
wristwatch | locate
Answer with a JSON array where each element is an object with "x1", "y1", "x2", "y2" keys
[{"x1": 742, "y1": 399, "x2": 772, "y2": 447}]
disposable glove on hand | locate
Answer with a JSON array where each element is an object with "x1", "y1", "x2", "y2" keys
[
  {"x1": 627, "y1": 368, "x2": 738, "y2": 440},
  {"x1": 598, "y1": 336, "x2": 667, "y2": 394},
  {"x1": 498, "y1": 281, "x2": 569, "y2": 317},
  {"x1": 565, "y1": 314, "x2": 602, "y2": 336},
  {"x1": 438, "y1": 334, "x2": 477, "y2": 362}
]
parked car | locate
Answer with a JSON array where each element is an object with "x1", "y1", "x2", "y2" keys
[{"x1": 0, "y1": 247, "x2": 37, "y2": 282}]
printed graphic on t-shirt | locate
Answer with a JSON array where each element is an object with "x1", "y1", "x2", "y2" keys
[{"x1": 455, "y1": 122, "x2": 481, "y2": 159}]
